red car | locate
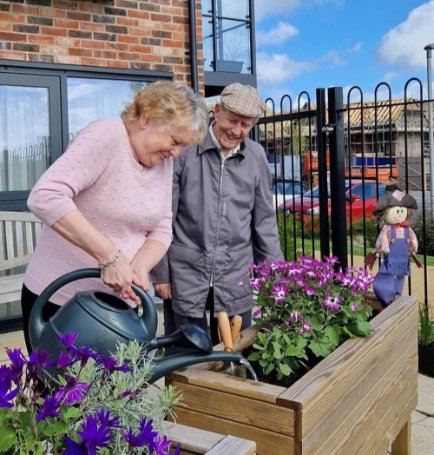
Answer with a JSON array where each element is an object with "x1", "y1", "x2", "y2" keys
[{"x1": 278, "y1": 180, "x2": 387, "y2": 222}]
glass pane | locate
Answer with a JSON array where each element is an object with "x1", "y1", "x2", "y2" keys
[
  {"x1": 216, "y1": 19, "x2": 250, "y2": 73},
  {"x1": 202, "y1": 17, "x2": 215, "y2": 71},
  {"x1": 67, "y1": 79, "x2": 148, "y2": 137},
  {"x1": 202, "y1": 0, "x2": 212, "y2": 15},
  {"x1": 216, "y1": 0, "x2": 249, "y2": 19},
  {"x1": 0, "y1": 86, "x2": 50, "y2": 191}
]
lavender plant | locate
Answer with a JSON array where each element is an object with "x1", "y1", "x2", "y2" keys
[
  {"x1": 0, "y1": 334, "x2": 181, "y2": 454},
  {"x1": 249, "y1": 256, "x2": 375, "y2": 385}
]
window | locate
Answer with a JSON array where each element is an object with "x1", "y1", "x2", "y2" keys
[
  {"x1": 202, "y1": 0, "x2": 252, "y2": 74},
  {"x1": 0, "y1": 62, "x2": 170, "y2": 210}
]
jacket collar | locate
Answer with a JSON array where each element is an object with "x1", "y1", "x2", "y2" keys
[{"x1": 198, "y1": 128, "x2": 247, "y2": 158}]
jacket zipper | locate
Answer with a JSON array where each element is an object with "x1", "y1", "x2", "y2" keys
[{"x1": 209, "y1": 156, "x2": 225, "y2": 287}]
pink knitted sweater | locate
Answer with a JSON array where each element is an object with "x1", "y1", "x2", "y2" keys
[{"x1": 24, "y1": 118, "x2": 173, "y2": 305}]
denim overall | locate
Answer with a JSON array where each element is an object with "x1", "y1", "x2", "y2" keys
[{"x1": 373, "y1": 226, "x2": 411, "y2": 307}]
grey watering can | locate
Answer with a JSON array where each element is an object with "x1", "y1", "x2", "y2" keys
[{"x1": 29, "y1": 268, "x2": 242, "y2": 384}]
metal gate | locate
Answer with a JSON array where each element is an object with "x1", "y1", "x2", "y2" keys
[{"x1": 258, "y1": 80, "x2": 432, "y2": 309}]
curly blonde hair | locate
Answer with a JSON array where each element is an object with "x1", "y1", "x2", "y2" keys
[{"x1": 121, "y1": 80, "x2": 208, "y2": 144}]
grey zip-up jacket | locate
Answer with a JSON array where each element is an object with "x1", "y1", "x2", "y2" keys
[{"x1": 151, "y1": 131, "x2": 283, "y2": 317}]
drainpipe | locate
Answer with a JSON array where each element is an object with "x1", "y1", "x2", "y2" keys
[{"x1": 188, "y1": 0, "x2": 199, "y2": 93}]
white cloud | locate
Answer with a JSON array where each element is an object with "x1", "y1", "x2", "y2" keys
[
  {"x1": 256, "y1": 21, "x2": 298, "y2": 47},
  {"x1": 256, "y1": 52, "x2": 315, "y2": 86},
  {"x1": 322, "y1": 50, "x2": 347, "y2": 67},
  {"x1": 348, "y1": 42, "x2": 362, "y2": 55},
  {"x1": 377, "y1": 1, "x2": 434, "y2": 69},
  {"x1": 254, "y1": 0, "x2": 301, "y2": 21},
  {"x1": 254, "y1": 0, "x2": 341, "y2": 21}
]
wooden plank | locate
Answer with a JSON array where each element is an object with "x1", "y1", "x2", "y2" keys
[
  {"x1": 0, "y1": 211, "x2": 40, "y2": 222},
  {"x1": 333, "y1": 363, "x2": 417, "y2": 455},
  {"x1": 174, "y1": 369, "x2": 286, "y2": 403},
  {"x1": 4, "y1": 221, "x2": 14, "y2": 259},
  {"x1": 206, "y1": 435, "x2": 256, "y2": 455},
  {"x1": 391, "y1": 420, "x2": 411, "y2": 455},
  {"x1": 174, "y1": 381, "x2": 295, "y2": 435},
  {"x1": 174, "y1": 407, "x2": 294, "y2": 455},
  {"x1": 163, "y1": 421, "x2": 223, "y2": 453},
  {"x1": 0, "y1": 274, "x2": 25, "y2": 304},
  {"x1": 300, "y1": 326, "x2": 417, "y2": 454}
]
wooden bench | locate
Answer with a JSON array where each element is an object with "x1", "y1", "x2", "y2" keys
[{"x1": 0, "y1": 211, "x2": 42, "y2": 314}]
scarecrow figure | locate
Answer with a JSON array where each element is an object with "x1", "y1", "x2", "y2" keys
[{"x1": 365, "y1": 188, "x2": 422, "y2": 308}]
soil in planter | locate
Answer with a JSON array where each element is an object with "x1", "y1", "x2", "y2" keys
[{"x1": 213, "y1": 347, "x2": 322, "y2": 388}]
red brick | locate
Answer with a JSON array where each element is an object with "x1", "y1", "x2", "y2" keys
[
  {"x1": 28, "y1": 35, "x2": 55, "y2": 45},
  {"x1": 68, "y1": 47, "x2": 92, "y2": 57},
  {"x1": 105, "y1": 59, "x2": 129, "y2": 68},
  {"x1": 53, "y1": 19, "x2": 80, "y2": 29},
  {"x1": 0, "y1": 31, "x2": 26, "y2": 42},
  {"x1": 80, "y1": 39, "x2": 106, "y2": 49},
  {"x1": 41, "y1": 27, "x2": 67, "y2": 36}
]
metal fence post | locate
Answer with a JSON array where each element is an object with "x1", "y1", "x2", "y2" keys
[
  {"x1": 328, "y1": 87, "x2": 347, "y2": 270},
  {"x1": 316, "y1": 88, "x2": 330, "y2": 258}
]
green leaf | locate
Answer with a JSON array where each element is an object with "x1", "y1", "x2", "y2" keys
[
  {"x1": 278, "y1": 363, "x2": 292, "y2": 377},
  {"x1": 0, "y1": 426, "x2": 17, "y2": 452},
  {"x1": 351, "y1": 319, "x2": 372, "y2": 337},
  {"x1": 272, "y1": 342, "x2": 283, "y2": 359},
  {"x1": 42, "y1": 419, "x2": 69, "y2": 436},
  {"x1": 63, "y1": 406, "x2": 82, "y2": 420}
]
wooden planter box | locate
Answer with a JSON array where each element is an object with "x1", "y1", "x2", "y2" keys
[{"x1": 169, "y1": 295, "x2": 418, "y2": 455}]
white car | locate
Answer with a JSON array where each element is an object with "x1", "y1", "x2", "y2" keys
[{"x1": 272, "y1": 179, "x2": 308, "y2": 209}]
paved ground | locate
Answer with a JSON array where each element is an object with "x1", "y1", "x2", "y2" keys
[{"x1": 1, "y1": 329, "x2": 433, "y2": 453}]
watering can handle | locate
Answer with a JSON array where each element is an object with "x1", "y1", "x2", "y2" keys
[{"x1": 29, "y1": 268, "x2": 157, "y2": 349}]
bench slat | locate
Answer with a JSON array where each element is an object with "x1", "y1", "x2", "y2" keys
[{"x1": 0, "y1": 211, "x2": 42, "y2": 307}]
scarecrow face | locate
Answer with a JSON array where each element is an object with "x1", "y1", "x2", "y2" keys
[{"x1": 385, "y1": 206, "x2": 408, "y2": 225}]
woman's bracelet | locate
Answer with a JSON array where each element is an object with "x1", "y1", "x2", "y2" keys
[{"x1": 98, "y1": 250, "x2": 122, "y2": 271}]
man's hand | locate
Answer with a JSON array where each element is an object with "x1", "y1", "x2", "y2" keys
[{"x1": 154, "y1": 283, "x2": 172, "y2": 300}]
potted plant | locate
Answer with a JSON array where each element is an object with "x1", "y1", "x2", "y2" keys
[
  {"x1": 248, "y1": 256, "x2": 373, "y2": 386},
  {"x1": 418, "y1": 306, "x2": 434, "y2": 378},
  {"x1": 169, "y1": 257, "x2": 419, "y2": 455},
  {"x1": 0, "y1": 335, "x2": 182, "y2": 454}
]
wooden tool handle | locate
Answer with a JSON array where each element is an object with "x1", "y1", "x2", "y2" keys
[
  {"x1": 230, "y1": 315, "x2": 243, "y2": 344},
  {"x1": 218, "y1": 311, "x2": 233, "y2": 352}
]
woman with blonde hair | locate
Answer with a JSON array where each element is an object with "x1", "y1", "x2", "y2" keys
[{"x1": 21, "y1": 80, "x2": 208, "y2": 353}]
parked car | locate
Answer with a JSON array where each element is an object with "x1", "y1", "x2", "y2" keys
[
  {"x1": 272, "y1": 179, "x2": 308, "y2": 209},
  {"x1": 278, "y1": 180, "x2": 387, "y2": 221}
]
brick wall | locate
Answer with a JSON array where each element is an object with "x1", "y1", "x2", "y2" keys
[{"x1": 0, "y1": 0, "x2": 203, "y2": 88}]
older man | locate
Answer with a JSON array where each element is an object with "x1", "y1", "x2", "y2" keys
[{"x1": 152, "y1": 83, "x2": 283, "y2": 345}]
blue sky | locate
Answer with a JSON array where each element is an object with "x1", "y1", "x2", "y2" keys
[{"x1": 254, "y1": 0, "x2": 434, "y2": 104}]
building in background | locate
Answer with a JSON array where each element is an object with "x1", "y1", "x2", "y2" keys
[{"x1": 0, "y1": 0, "x2": 257, "y2": 211}]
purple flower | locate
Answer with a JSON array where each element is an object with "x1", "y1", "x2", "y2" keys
[
  {"x1": 36, "y1": 395, "x2": 61, "y2": 421},
  {"x1": 123, "y1": 417, "x2": 158, "y2": 448},
  {"x1": 352, "y1": 303, "x2": 359, "y2": 312},
  {"x1": 300, "y1": 321, "x2": 312, "y2": 334},
  {"x1": 253, "y1": 308, "x2": 262, "y2": 319},
  {"x1": 29, "y1": 350, "x2": 54, "y2": 369},
  {"x1": 55, "y1": 377, "x2": 90, "y2": 405},
  {"x1": 100, "y1": 355, "x2": 131, "y2": 373},
  {"x1": 288, "y1": 311, "x2": 300, "y2": 323},
  {"x1": 322, "y1": 294, "x2": 343, "y2": 312},
  {"x1": 0, "y1": 381, "x2": 18, "y2": 408},
  {"x1": 6, "y1": 348, "x2": 26, "y2": 375},
  {"x1": 271, "y1": 284, "x2": 287, "y2": 304},
  {"x1": 58, "y1": 332, "x2": 78, "y2": 350},
  {"x1": 71, "y1": 410, "x2": 115, "y2": 454},
  {"x1": 56, "y1": 351, "x2": 75, "y2": 369}
]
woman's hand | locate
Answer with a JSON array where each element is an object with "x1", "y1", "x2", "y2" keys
[{"x1": 100, "y1": 254, "x2": 141, "y2": 307}]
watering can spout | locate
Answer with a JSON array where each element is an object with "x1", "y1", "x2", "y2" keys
[{"x1": 148, "y1": 351, "x2": 243, "y2": 384}]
